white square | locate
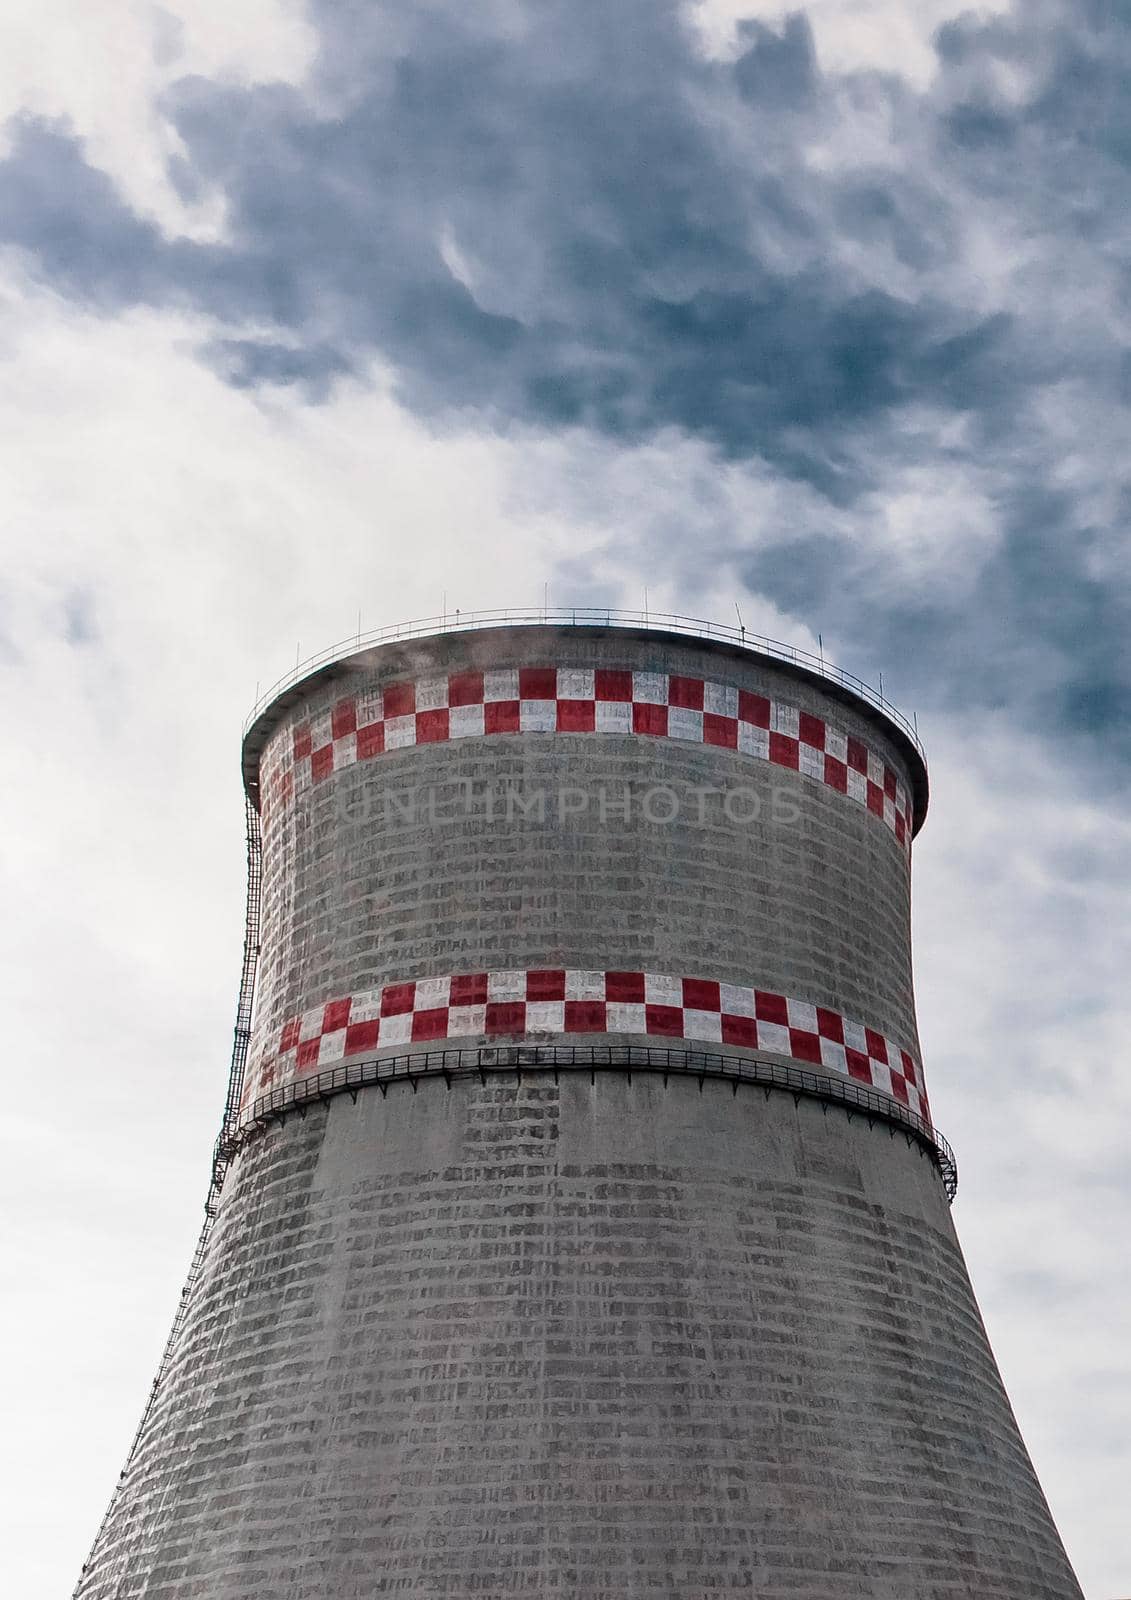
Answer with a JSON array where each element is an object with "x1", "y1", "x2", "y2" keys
[
  {"x1": 786, "y1": 999, "x2": 818, "y2": 1032},
  {"x1": 756, "y1": 1020, "x2": 791, "y2": 1056},
  {"x1": 684, "y1": 1009, "x2": 723, "y2": 1043},
  {"x1": 869, "y1": 1060, "x2": 892, "y2": 1097},
  {"x1": 488, "y1": 970, "x2": 526, "y2": 1001},
  {"x1": 380, "y1": 1012, "x2": 412, "y2": 1046},
  {"x1": 771, "y1": 702, "x2": 799, "y2": 737},
  {"x1": 520, "y1": 699, "x2": 557, "y2": 732},
  {"x1": 703, "y1": 681, "x2": 738, "y2": 718},
  {"x1": 847, "y1": 769, "x2": 868, "y2": 804},
  {"x1": 607, "y1": 1002, "x2": 646, "y2": 1033},
  {"x1": 632, "y1": 671, "x2": 667, "y2": 705},
  {"x1": 449, "y1": 703, "x2": 485, "y2": 740},
  {"x1": 298, "y1": 1008, "x2": 323, "y2": 1042},
  {"x1": 484, "y1": 668, "x2": 520, "y2": 702},
  {"x1": 738, "y1": 723, "x2": 769, "y2": 760},
  {"x1": 320, "y1": 1030, "x2": 347, "y2": 1063},
  {"x1": 719, "y1": 982, "x2": 755, "y2": 1017},
  {"x1": 823, "y1": 727, "x2": 847, "y2": 763},
  {"x1": 668, "y1": 707, "x2": 703, "y2": 744},
  {"x1": 356, "y1": 688, "x2": 383, "y2": 725},
  {"x1": 309, "y1": 711, "x2": 333, "y2": 749},
  {"x1": 415, "y1": 976, "x2": 451, "y2": 1009},
  {"x1": 644, "y1": 973, "x2": 681, "y2": 1006},
  {"x1": 384, "y1": 715, "x2": 417, "y2": 749},
  {"x1": 558, "y1": 668, "x2": 594, "y2": 700},
  {"x1": 820, "y1": 1038, "x2": 847, "y2": 1075},
  {"x1": 526, "y1": 1001, "x2": 565, "y2": 1032},
  {"x1": 867, "y1": 752, "x2": 885, "y2": 786},
  {"x1": 335, "y1": 732, "x2": 358, "y2": 768},
  {"x1": 350, "y1": 993, "x2": 384, "y2": 1024},
  {"x1": 842, "y1": 1019, "x2": 869, "y2": 1055},
  {"x1": 595, "y1": 701, "x2": 633, "y2": 733},
  {"x1": 448, "y1": 1004, "x2": 486, "y2": 1036},
  {"x1": 565, "y1": 969, "x2": 605, "y2": 1000},
  {"x1": 415, "y1": 675, "x2": 449, "y2": 712},
  {"x1": 884, "y1": 798, "x2": 896, "y2": 829},
  {"x1": 798, "y1": 743, "x2": 824, "y2": 780}
]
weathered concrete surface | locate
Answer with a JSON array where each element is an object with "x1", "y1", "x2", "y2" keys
[
  {"x1": 78, "y1": 1075, "x2": 1081, "y2": 1599},
  {"x1": 75, "y1": 627, "x2": 1083, "y2": 1597}
]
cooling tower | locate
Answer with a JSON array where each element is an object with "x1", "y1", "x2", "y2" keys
[{"x1": 75, "y1": 613, "x2": 1084, "y2": 1599}]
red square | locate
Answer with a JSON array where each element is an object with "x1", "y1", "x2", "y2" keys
[
  {"x1": 519, "y1": 666, "x2": 557, "y2": 701},
  {"x1": 815, "y1": 1008, "x2": 843, "y2": 1043},
  {"x1": 845, "y1": 1048, "x2": 872, "y2": 1083},
  {"x1": 703, "y1": 713, "x2": 737, "y2": 749},
  {"x1": 412, "y1": 1008, "x2": 449, "y2": 1042},
  {"x1": 633, "y1": 702, "x2": 668, "y2": 737},
  {"x1": 755, "y1": 990, "x2": 789, "y2": 1025},
  {"x1": 895, "y1": 813, "x2": 906, "y2": 844},
  {"x1": 722, "y1": 1014, "x2": 758, "y2": 1048},
  {"x1": 867, "y1": 781, "x2": 885, "y2": 817},
  {"x1": 889, "y1": 1074, "x2": 909, "y2": 1105},
  {"x1": 280, "y1": 1017, "x2": 301, "y2": 1054},
  {"x1": 738, "y1": 691, "x2": 771, "y2": 728},
  {"x1": 864, "y1": 1028, "x2": 888, "y2": 1064},
  {"x1": 900, "y1": 1049, "x2": 917, "y2": 1085},
  {"x1": 595, "y1": 669, "x2": 633, "y2": 702},
  {"x1": 824, "y1": 756, "x2": 848, "y2": 793},
  {"x1": 448, "y1": 670, "x2": 484, "y2": 706},
  {"x1": 565, "y1": 1000, "x2": 607, "y2": 1033},
  {"x1": 331, "y1": 698, "x2": 357, "y2": 738},
  {"x1": 486, "y1": 1000, "x2": 527, "y2": 1035},
  {"x1": 557, "y1": 699, "x2": 595, "y2": 733},
  {"x1": 682, "y1": 978, "x2": 721, "y2": 1012},
  {"x1": 311, "y1": 745, "x2": 334, "y2": 782},
  {"x1": 485, "y1": 700, "x2": 520, "y2": 734},
  {"x1": 450, "y1": 972, "x2": 488, "y2": 1006},
  {"x1": 416, "y1": 708, "x2": 450, "y2": 744},
  {"x1": 293, "y1": 725, "x2": 312, "y2": 760},
  {"x1": 296, "y1": 1037, "x2": 321, "y2": 1072},
  {"x1": 384, "y1": 681, "x2": 415, "y2": 719},
  {"x1": 357, "y1": 722, "x2": 385, "y2": 760},
  {"x1": 606, "y1": 971, "x2": 645, "y2": 1003},
  {"x1": 527, "y1": 969, "x2": 566, "y2": 1001},
  {"x1": 668, "y1": 675, "x2": 704, "y2": 710},
  {"x1": 789, "y1": 1027, "x2": 822, "y2": 1064},
  {"x1": 645, "y1": 1003, "x2": 684, "y2": 1038},
  {"x1": 323, "y1": 997, "x2": 351, "y2": 1033},
  {"x1": 345, "y1": 1020, "x2": 380, "y2": 1056},
  {"x1": 884, "y1": 766, "x2": 898, "y2": 799},
  {"x1": 847, "y1": 736, "x2": 869, "y2": 774},
  {"x1": 798, "y1": 712, "x2": 825, "y2": 751},
  {"x1": 768, "y1": 732, "x2": 799, "y2": 769},
  {"x1": 381, "y1": 982, "x2": 416, "y2": 1016}
]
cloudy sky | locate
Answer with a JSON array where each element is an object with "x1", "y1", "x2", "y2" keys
[{"x1": 2, "y1": 2, "x2": 1128, "y2": 1594}]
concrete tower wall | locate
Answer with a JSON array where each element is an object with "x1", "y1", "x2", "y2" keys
[{"x1": 75, "y1": 623, "x2": 1084, "y2": 1600}]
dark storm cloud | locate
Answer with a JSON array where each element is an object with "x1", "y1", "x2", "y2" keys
[{"x1": 1, "y1": 0, "x2": 1129, "y2": 759}]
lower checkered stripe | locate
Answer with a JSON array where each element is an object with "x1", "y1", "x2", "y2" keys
[{"x1": 245, "y1": 968, "x2": 928, "y2": 1124}]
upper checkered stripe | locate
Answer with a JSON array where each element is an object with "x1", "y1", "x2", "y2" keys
[
  {"x1": 262, "y1": 667, "x2": 914, "y2": 847},
  {"x1": 245, "y1": 967, "x2": 928, "y2": 1127}
]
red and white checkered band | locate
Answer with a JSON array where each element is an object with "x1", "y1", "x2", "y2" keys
[
  {"x1": 259, "y1": 667, "x2": 915, "y2": 848},
  {"x1": 244, "y1": 968, "x2": 928, "y2": 1126}
]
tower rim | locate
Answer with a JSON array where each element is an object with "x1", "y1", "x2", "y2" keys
[{"x1": 240, "y1": 609, "x2": 930, "y2": 833}]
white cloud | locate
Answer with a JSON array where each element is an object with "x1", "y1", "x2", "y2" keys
[
  {"x1": 914, "y1": 714, "x2": 1131, "y2": 1598},
  {"x1": 687, "y1": 0, "x2": 1013, "y2": 86},
  {"x1": 0, "y1": 0, "x2": 316, "y2": 232}
]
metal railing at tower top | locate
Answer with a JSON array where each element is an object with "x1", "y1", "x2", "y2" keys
[{"x1": 242, "y1": 606, "x2": 926, "y2": 760}]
